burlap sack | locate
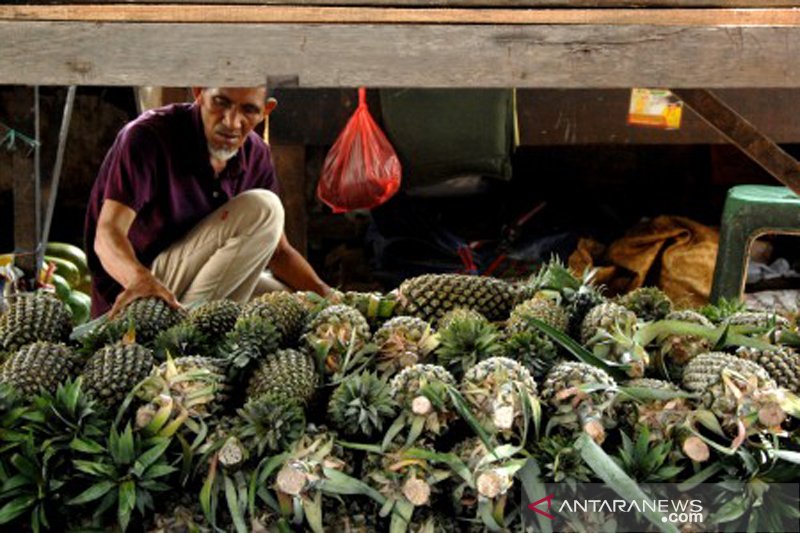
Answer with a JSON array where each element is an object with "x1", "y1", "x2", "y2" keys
[{"x1": 569, "y1": 216, "x2": 718, "y2": 308}]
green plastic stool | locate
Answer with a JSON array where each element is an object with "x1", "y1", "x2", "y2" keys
[{"x1": 711, "y1": 184, "x2": 800, "y2": 303}]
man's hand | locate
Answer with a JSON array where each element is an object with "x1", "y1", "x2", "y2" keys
[{"x1": 109, "y1": 270, "x2": 182, "y2": 319}]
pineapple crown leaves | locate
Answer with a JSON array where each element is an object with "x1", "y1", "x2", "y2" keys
[
  {"x1": 137, "y1": 354, "x2": 226, "y2": 420},
  {"x1": 525, "y1": 317, "x2": 628, "y2": 382},
  {"x1": 328, "y1": 372, "x2": 397, "y2": 439},
  {"x1": 68, "y1": 423, "x2": 178, "y2": 532},
  {"x1": 234, "y1": 394, "x2": 306, "y2": 460},
  {"x1": 613, "y1": 428, "x2": 684, "y2": 482},
  {"x1": 153, "y1": 324, "x2": 211, "y2": 361},
  {"x1": 699, "y1": 297, "x2": 746, "y2": 324},
  {"x1": 434, "y1": 314, "x2": 503, "y2": 377},
  {"x1": 532, "y1": 434, "x2": 594, "y2": 484},
  {"x1": 218, "y1": 315, "x2": 281, "y2": 379},
  {"x1": 0, "y1": 436, "x2": 66, "y2": 532}
]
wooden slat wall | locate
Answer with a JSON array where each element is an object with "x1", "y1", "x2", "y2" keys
[{"x1": 3, "y1": 21, "x2": 800, "y2": 87}]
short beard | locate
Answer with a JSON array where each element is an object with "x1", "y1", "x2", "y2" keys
[{"x1": 208, "y1": 144, "x2": 239, "y2": 162}]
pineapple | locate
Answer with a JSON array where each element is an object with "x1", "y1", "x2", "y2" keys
[
  {"x1": 449, "y1": 437, "x2": 523, "y2": 529},
  {"x1": 736, "y1": 346, "x2": 800, "y2": 394},
  {"x1": 0, "y1": 292, "x2": 72, "y2": 352},
  {"x1": 616, "y1": 287, "x2": 673, "y2": 322},
  {"x1": 243, "y1": 291, "x2": 308, "y2": 346},
  {"x1": 533, "y1": 434, "x2": 593, "y2": 483},
  {"x1": 328, "y1": 371, "x2": 397, "y2": 439},
  {"x1": 234, "y1": 393, "x2": 307, "y2": 457},
  {"x1": 301, "y1": 304, "x2": 371, "y2": 378},
  {"x1": 373, "y1": 316, "x2": 438, "y2": 377},
  {"x1": 153, "y1": 322, "x2": 210, "y2": 360},
  {"x1": 81, "y1": 340, "x2": 155, "y2": 409},
  {"x1": 395, "y1": 273, "x2": 520, "y2": 323},
  {"x1": 618, "y1": 378, "x2": 703, "y2": 461},
  {"x1": 434, "y1": 308, "x2": 503, "y2": 379},
  {"x1": 526, "y1": 259, "x2": 606, "y2": 338},
  {"x1": 107, "y1": 296, "x2": 186, "y2": 346},
  {"x1": 503, "y1": 295, "x2": 569, "y2": 380},
  {"x1": 0, "y1": 341, "x2": 81, "y2": 396},
  {"x1": 389, "y1": 364, "x2": 457, "y2": 445},
  {"x1": 217, "y1": 315, "x2": 281, "y2": 385},
  {"x1": 726, "y1": 310, "x2": 791, "y2": 331},
  {"x1": 682, "y1": 352, "x2": 788, "y2": 438},
  {"x1": 186, "y1": 298, "x2": 242, "y2": 344},
  {"x1": 246, "y1": 348, "x2": 318, "y2": 405},
  {"x1": 364, "y1": 444, "x2": 452, "y2": 528},
  {"x1": 580, "y1": 302, "x2": 648, "y2": 377},
  {"x1": 540, "y1": 361, "x2": 617, "y2": 443},
  {"x1": 138, "y1": 355, "x2": 229, "y2": 424},
  {"x1": 655, "y1": 310, "x2": 714, "y2": 380},
  {"x1": 460, "y1": 357, "x2": 537, "y2": 440}
]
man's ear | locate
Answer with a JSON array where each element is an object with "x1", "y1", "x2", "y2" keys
[
  {"x1": 264, "y1": 97, "x2": 278, "y2": 116},
  {"x1": 191, "y1": 87, "x2": 204, "y2": 103}
]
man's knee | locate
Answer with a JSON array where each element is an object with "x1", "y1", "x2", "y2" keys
[{"x1": 231, "y1": 189, "x2": 285, "y2": 232}]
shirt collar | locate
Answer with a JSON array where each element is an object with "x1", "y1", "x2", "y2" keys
[{"x1": 190, "y1": 102, "x2": 246, "y2": 179}]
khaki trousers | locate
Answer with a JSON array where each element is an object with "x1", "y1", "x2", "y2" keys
[{"x1": 151, "y1": 189, "x2": 285, "y2": 304}]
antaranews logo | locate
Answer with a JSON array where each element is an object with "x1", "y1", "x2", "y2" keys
[{"x1": 527, "y1": 494, "x2": 555, "y2": 520}]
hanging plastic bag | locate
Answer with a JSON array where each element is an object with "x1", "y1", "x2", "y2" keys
[{"x1": 317, "y1": 88, "x2": 401, "y2": 213}]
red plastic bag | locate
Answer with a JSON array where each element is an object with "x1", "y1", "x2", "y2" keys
[{"x1": 317, "y1": 88, "x2": 401, "y2": 213}]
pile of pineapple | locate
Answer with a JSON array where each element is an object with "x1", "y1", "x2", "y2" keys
[{"x1": 0, "y1": 260, "x2": 798, "y2": 532}]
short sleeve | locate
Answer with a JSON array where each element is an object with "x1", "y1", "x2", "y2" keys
[{"x1": 100, "y1": 124, "x2": 160, "y2": 212}]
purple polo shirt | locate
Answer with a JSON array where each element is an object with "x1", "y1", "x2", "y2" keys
[{"x1": 85, "y1": 103, "x2": 279, "y2": 317}]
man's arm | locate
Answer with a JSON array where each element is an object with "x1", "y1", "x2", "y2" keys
[
  {"x1": 268, "y1": 233, "x2": 331, "y2": 295},
  {"x1": 95, "y1": 199, "x2": 181, "y2": 317}
]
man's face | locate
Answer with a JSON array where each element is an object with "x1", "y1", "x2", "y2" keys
[{"x1": 194, "y1": 87, "x2": 269, "y2": 161}]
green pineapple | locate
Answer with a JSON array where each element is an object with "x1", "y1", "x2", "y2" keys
[
  {"x1": 503, "y1": 295, "x2": 569, "y2": 380},
  {"x1": 389, "y1": 364, "x2": 457, "y2": 445},
  {"x1": 533, "y1": 434, "x2": 593, "y2": 483},
  {"x1": 540, "y1": 361, "x2": 617, "y2": 444},
  {"x1": 234, "y1": 393, "x2": 307, "y2": 458},
  {"x1": 0, "y1": 292, "x2": 72, "y2": 353},
  {"x1": 526, "y1": 259, "x2": 606, "y2": 338},
  {"x1": 613, "y1": 427, "x2": 684, "y2": 483},
  {"x1": 434, "y1": 308, "x2": 503, "y2": 379},
  {"x1": 81, "y1": 339, "x2": 155, "y2": 409},
  {"x1": 137, "y1": 355, "x2": 230, "y2": 433},
  {"x1": 580, "y1": 302, "x2": 648, "y2": 377},
  {"x1": 616, "y1": 287, "x2": 673, "y2": 322},
  {"x1": 301, "y1": 304, "x2": 371, "y2": 378},
  {"x1": 736, "y1": 345, "x2": 800, "y2": 394},
  {"x1": 246, "y1": 348, "x2": 318, "y2": 405},
  {"x1": 328, "y1": 371, "x2": 397, "y2": 439},
  {"x1": 373, "y1": 316, "x2": 438, "y2": 377},
  {"x1": 106, "y1": 296, "x2": 186, "y2": 347},
  {"x1": 395, "y1": 273, "x2": 520, "y2": 323},
  {"x1": 243, "y1": 291, "x2": 308, "y2": 346},
  {"x1": 0, "y1": 341, "x2": 81, "y2": 396},
  {"x1": 153, "y1": 322, "x2": 211, "y2": 360},
  {"x1": 186, "y1": 298, "x2": 242, "y2": 344},
  {"x1": 655, "y1": 310, "x2": 714, "y2": 379},
  {"x1": 460, "y1": 357, "x2": 537, "y2": 440},
  {"x1": 217, "y1": 315, "x2": 281, "y2": 385},
  {"x1": 682, "y1": 352, "x2": 789, "y2": 437}
]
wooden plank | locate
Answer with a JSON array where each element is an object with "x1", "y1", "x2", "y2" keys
[
  {"x1": 11, "y1": 88, "x2": 41, "y2": 288},
  {"x1": 4, "y1": 5, "x2": 800, "y2": 25},
  {"x1": 3, "y1": 22, "x2": 800, "y2": 87},
  {"x1": 272, "y1": 144, "x2": 308, "y2": 257},
  {"x1": 672, "y1": 89, "x2": 800, "y2": 195},
  {"x1": 17, "y1": 0, "x2": 800, "y2": 7}
]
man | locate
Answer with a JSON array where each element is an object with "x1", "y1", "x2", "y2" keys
[{"x1": 85, "y1": 86, "x2": 330, "y2": 318}]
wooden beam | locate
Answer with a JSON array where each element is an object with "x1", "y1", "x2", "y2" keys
[
  {"x1": 272, "y1": 144, "x2": 308, "y2": 257},
  {"x1": 672, "y1": 89, "x2": 800, "y2": 195},
  {"x1": 3, "y1": 21, "x2": 800, "y2": 87},
  {"x1": 4, "y1": 5, "x2": 800, "y2": 25},
  {"x1": 17, "y1": 0, "x2": 800, "y2": 7},
  {"x1": 11, "y1": 88, "x2": 41, "y2": 288}
]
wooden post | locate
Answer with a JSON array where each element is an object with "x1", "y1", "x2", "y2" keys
[
  {"x1": 11, "y1": 87, "x2": 41, "y2": 288},
  {"x1": 272, "y1": 144, "x2": 308, "y2": 257},
  {"x1": 672, "y1": 89, "x2": 800, "y2": 195}
]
